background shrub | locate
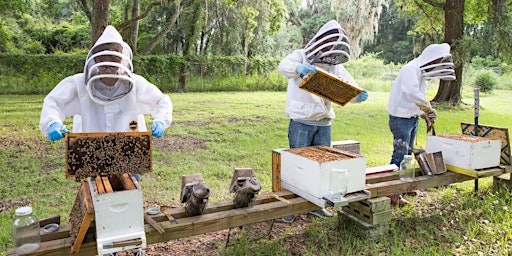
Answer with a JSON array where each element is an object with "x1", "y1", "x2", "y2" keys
[{"x1": 473, "y1": 70, "x2": 498, "y2": 93}]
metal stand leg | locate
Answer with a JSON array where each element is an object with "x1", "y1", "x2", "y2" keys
[
  {"x1": 266, "y1": 219, "x2": 276, "y2": 239},
  {"x1": 225, "y1": 228, "x2": 233, "y2": 248}
]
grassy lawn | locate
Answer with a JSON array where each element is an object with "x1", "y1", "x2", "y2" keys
[{"x1": 1, "y1": 90, "x2": 512, "y2": 255}]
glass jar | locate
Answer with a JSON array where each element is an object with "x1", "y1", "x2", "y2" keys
[
  {"x1": 12, "y1": 206, "x2": 40, "y2": 255},
  {"x1": 329, "y1": 168, "x2": 349, "y2": 200},
  {"x1": 399, "y1": 155, "x2": 415, "y2": 181}
]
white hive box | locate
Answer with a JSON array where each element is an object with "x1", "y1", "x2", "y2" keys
[
  {"x1": 280, "y1": 146, "x2": 366, "y2": 199},
  {"x1": 426, "y1": 134, "x2": 501, "y2": 170},
  {"x1": 88, "y1": 176, "x2": 146, "y2": 255}
]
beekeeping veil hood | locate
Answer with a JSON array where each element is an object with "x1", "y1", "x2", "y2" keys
[
  {"x1": 84, "y1": 25, "x2": 134, "y2": 105},
  {"x1": 304, "y1": 20, "x2": 350, "y2": 65},
  {"x1": 417, "y1": 43, "x2": 456, "y2": 80}
]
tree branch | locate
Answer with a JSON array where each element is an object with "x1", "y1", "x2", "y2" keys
[
  {"x1": 117, "y1": 1, "x2": 167, "y2": 30},
  {"x1": 141, "y1": 2, "x2": 183, "y2": 55},
  {"x1": 78, "y1": 0, "x2": 92, "y2": 22},
  {"x1": 422, "y1": 0, "x2": 445, "y2": 8}
]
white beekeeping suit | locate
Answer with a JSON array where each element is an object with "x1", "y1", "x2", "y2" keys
[
  {"x1": 278, "y1": 20, "x2": 358, "y2": 121},
  {"x1": 387, "y1": 43, "x2": 455, "y2": 119},
  {"x1": 40, "y1": 25, "x2": 172, "y2": 137}
]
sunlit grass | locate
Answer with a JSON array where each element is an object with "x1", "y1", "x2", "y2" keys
[{"x1": 1, "y1": 90, "x2": 511, "y2": 255}]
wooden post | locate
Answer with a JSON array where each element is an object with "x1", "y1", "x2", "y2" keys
[{"x1": 272, "y1": 149, "x2": 285, "y2": 192}]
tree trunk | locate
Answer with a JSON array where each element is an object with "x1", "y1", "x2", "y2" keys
[
  {"x1": 91, "y1": 0, "x2": 110, "y2": 44},
  {"x1": 178, "y1": 0, "x2": 203, "y2": 92},
  {"x1": 130, "y1": 0, "x2": 141, "y2": 54},
  {"x1": 432, "y1": 0, "x2": 464, "y2": 105}
]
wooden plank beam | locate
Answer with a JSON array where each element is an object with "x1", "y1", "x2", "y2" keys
[
  {"x1": 446, "y1": 165, "x2": 504, "y2": 178},
  {"x1": 9, "y1": 168, "x2": 509, "y2": 256},
  {"x1": 7, "y1": 191, "x2": 313, "y2": 256},
  {"x1": 364, "y1": 170, "x2": 503, "y2": 198},
  {"x1": 365, "y1": 170, "x2": 422, "y2": 184},
  {"x1": 146, "y1": 197, "x2": 317, "y2": 244}
]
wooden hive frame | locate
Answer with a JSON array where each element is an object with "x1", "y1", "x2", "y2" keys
[
  {"x1": 299, "y1": 69, "x2": 363, "y2": 106},
  {"x1": 70, "y1": 181, "x2": 95, "y2": 254},
  {"x1": 65, "y1": 132, "x2": 152, "y2": 180}
]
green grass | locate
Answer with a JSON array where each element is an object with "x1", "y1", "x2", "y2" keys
[{"x1": 1, "y1": 90, "x2": 512, "y2": 255}]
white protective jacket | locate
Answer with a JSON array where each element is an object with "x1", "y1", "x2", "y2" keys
[
  {"x1": 387, "y1": 43, "x2": 452, "y2": 118},
  {"x1": 278, "y1": 51, "x2": 356, "y2": 121},
  {"x1": 278, "y1": 20, "x2": 357, "y2": 121},
  {"x1": 40, "y1": 26, "x2": 172, "y2": 136}
]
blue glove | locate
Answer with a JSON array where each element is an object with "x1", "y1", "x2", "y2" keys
[
  {"x1": 355, "y1": 90, "x2": 368, "y2": 102},
  {"x1": 151, "y1": 121, "x2": 165, "y2": 138},
  {"x1": 48, "y1": 122, "x2": 70, "y2": 142},
  {"x1": 295, "y1": 63, "x2": 317, "y2": 77}
]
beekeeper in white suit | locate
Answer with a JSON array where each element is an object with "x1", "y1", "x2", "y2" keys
[
  {"x1": 386, "y1": 43, "x2": 455, "y2": 206},
  {"x1": 277, "y1": 20, "x2": 368, "y2": 220},
  {"x1": 40, "y1": 25, "x2": 172, "y2": 142}
]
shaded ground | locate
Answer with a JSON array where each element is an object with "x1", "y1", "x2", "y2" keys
[{"x1": 117, "y1": 213, "x2": 315, "y2": 256}]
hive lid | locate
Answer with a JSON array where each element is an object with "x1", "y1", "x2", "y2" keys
[
  {"x1": 285, "y1": 146, "x2": 362, "y2": 162},
  {"x1": 299, "y1": 69, "x2": 363, "y2": 106},
  {"x1": 65, "y1": 132, "x2": 152, "y2": 181},
  {"x1": 435, "y1": 133, "x2": 496, "y2": 142}
]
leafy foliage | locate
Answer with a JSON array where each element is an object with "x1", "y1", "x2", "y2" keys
[
  {"x1": 473, "y1": 70, "x2": 498, "y2": 93},
  {"x1": 0, "y1": 54, "x2": 284, "y2": 94},
  {"x1": 363, "y1": 1, "x2": 418, "y2": 64}
]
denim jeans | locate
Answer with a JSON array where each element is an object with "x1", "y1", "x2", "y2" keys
[
  {"x1": 389, "y1": 115, "x2": 418, "y2": 166},
  {"x1": 288, "y1": 119, "x2": 331, "y2": 148}
]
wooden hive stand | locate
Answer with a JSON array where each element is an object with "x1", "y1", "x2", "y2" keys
[{"x1": 338, "y1": 197, "x2": 392, "y2": 238}]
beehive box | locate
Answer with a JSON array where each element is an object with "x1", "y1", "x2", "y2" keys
[
  {"x1": 299, "y1": 69, "x2": 363, "y2": 106},
  {"x1": 461, "y1": 122, "x2": 510, "y2": 166},
  {"x1": 89, "y1": 175, "x2": 146, "y2": 255},
  {"x1": 426, "y1": 134, "x2": 501, "y2": 170},
  {"x1": 280, "y1": 146, "x2": 366, "y2": 198},
  {"x1": 69, "y1": 173, "x2": 145, "y2": 254},
  {"x1": 65, "y1": 132, "x2": 152, "y2": 181}
]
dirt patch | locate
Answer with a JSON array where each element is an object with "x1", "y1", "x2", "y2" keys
[
  {"x1": 227, "y1": 117, "x2": 267, "y2": 124},
  {"x1": 0, "y1": 199, "x2": 32, "y2": 213},
  {"x1": 173, "y1": 121, "x2": 212, "y2": 127},
  {"x1": 152, "y1": 135, "x2": 207, "y2": 152},
  {"x1": 0, "y1": 137, "x2": 48, "y2": 151},
  {"x1": 115, "y1": 213, "x2": 314, "y2": 256}
]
